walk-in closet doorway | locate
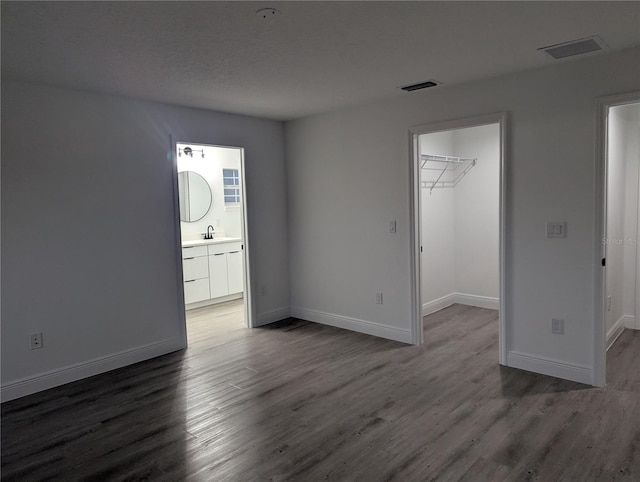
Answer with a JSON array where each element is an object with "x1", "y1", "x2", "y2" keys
[{"x1": 409, "y1": 113, "x2": 507, "y2": 364}]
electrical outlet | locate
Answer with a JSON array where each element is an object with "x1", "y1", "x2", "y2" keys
[
  {"x1": 551, "y1": 319, "x2": 564, "y2": 335},
  {"x1": 30, "y1": 332, "x2": 43, "y2": 350},
  {"x1": 260, "y1": 285, "x2": 266, "y2": 296},
  {"x1": 607, "y1": 296, "x2": 612, "y2": 312},
  {"x1": 376, "y1": 292, "x2": 383, "y2": 304}
]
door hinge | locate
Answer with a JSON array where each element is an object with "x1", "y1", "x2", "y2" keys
[{"x1": 602, "y1": 258, "x2": 606, "y2": 267}]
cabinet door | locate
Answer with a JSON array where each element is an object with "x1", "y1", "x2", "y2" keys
[
  {"x1": 227, "y1": 250, "x2": 244, "y2": 294},
  {"x1": 184, "y1": 279, "x2": 210, "y2": 304},
  {"x1": 209, "y1": 253, "x2": 229, "y2": 298},
  {"x1": 183, "y1": 256, "x2": 209, "y2": 281}
]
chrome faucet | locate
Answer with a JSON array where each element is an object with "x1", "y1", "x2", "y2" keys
[{"x1": 205, "y1": 225, "x2": 215, "y2": 240}]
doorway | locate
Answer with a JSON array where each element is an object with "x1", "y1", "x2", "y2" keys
[
  {"x1": 173, "y1": 142, "x2": 254, "y2": 344},
  {"x1": 595, "y1": 93, "x2": 640, "y2": 386},
  {"x1": 409, "y1": 113, "x2": 507, "y2": 363}
]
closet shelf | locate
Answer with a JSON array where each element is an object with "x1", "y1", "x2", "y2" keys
[{"x1": 420, "y1": 154, "x2": 476, "y2": 193}]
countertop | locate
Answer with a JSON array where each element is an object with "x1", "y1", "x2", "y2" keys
[{"x1": 182, "y1": 237, "x2": 241, "y2": 247}]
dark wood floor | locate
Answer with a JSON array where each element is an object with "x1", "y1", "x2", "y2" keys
[{"x1": 2, "y1": 302, "x2": 639, "y2": 481}]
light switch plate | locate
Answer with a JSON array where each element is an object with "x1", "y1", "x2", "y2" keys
[
  {"x1": 389, "y1": 221, "x2": 397, "y2": 233},
  {"x1": 546, "y1": 221, "x2": 567, "y2": 238}
]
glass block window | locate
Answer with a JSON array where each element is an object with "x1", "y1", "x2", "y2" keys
[{"x1": 223, "y1": 169, "x2": 241, "y2": 205}]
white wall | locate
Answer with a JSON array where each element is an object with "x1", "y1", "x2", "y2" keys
[
  {"x1": 286, "y1": 48, "x2": 640, "y2": 383},
  {"x1": 1, "y1": 80, "x2": 290, "y2": 400},
  {"x1": 620, "y1": 104, "x2": 640, "y2": 323},
  {"x1": 453, "y1": 124, "x2": 500, "y2": 299},
  {"x1": 420, "y1": 131, "x2": 456, "y2": 305},
  {"x1": 606, "y1": 106, "x2": 630, "y2": 334},
  {"x1": 420, "y1": 124, "x2": 500, "y2": 311},
  {"x1": 177, "y1": 144, "x2": 242, "y2": 240},
  {"x1": 605, "y1": 103, "x2": 640, "y2": 340}
]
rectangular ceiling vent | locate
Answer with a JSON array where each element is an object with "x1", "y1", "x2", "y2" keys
[
  {"x1": 401, "y1": 80, "x2": 440, "y2": 92},
  {"x1": 538, "y1": 36, "x2": 607, "y2": 60}
]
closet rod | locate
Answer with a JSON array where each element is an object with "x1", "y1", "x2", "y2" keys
[{"x1": 420, "y1": 154, "x2": 476, "y2": 193}]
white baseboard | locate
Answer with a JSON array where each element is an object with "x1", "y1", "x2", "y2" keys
[
  {"x1": 607, "y1": 315, "x2": 628, "y2": 350},
  {"x1": 291, "y1": 307, "x2": 412, "y2": 344},
  {"x1": 186, "y1": 292, "x2": 243, "y2": 310},
  {"x1": 422, "y1": 294, "x2": 456, "y2": 316},
  {"x1": 624, "y1": 314, "x2": 639, "y2": 330},
  {"x1": 506, "y1": 351, "x2": 592, "y2": 385},
  {"x1": 255, "y1": 307, "x2": 291, "y2": 327},
  {"x1": 454, "y1": 293, "x2": 499, "y2": 310},
  {"x1": 1, "y1": 337, "x2": 186, "y2": 402},
  {"x1": 422, "y1": 292, "x2": 499, "y2": 316}
]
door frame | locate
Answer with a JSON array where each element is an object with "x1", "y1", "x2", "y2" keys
[
  {"x1": 408, "y1": 112, "x2": 508, "y2": 364},
  {"x1": 593, "y1": 91, "x2": 640, "y2": 387},
  {"x1": 170, "y1": 140, "x2": 255, "y2": 343}
]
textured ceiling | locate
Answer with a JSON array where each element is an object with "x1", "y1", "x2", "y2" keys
[{"x1": 2, "y1": 1, "x2": 639, "y2": 120}]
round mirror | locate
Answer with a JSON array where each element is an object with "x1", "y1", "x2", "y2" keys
[{"x1": 178, "y1": 171, "x2": 212, "y2": 222}]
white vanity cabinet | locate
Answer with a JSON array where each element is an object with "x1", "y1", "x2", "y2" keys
[
  {"x1": 182, "y1": 239, "x2": 244, "y2": 309},
  {"x1": 181, "y1": 245, "x2": 210, "y2": 304},
  {"x1": 207, "y1": 242, "x2": 243, "y2": 299}
]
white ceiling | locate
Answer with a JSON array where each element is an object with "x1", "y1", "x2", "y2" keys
[{"x1": 2, "y1": 1, "x2": 639, "y2": 121}]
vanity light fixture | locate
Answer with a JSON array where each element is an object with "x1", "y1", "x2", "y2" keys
[{"x1": 178, "y1": 146, "x2": 205, "y2": 158}]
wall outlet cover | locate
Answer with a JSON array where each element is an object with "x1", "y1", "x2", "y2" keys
[
  {"x1": 551, "y1": 318, "x2": 564, "y2": 335},
  {"x1": 30, "y1": 332, "x2": 43, "y2": 350}
]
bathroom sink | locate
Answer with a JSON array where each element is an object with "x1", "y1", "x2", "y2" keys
[{"x1": 182, "y1": 237, "x2": 241, "y2": 247}]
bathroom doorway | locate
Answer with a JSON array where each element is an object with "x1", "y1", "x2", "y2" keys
[{"x1": 173, "y1": 142, "x2": 254, "y2": 345}]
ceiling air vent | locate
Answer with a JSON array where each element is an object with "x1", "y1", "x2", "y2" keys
[
  {"x1": 401, "y1": 80, "x2": 440, "y2": 92},
  {"x1": 538, "y1": 36, "x2": 607, "y2": 60}
]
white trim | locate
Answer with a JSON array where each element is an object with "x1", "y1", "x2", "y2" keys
[
  {"x1": 409, "y1": 130, "x2": 423, "y2": 345},
  {"x1": 506, "y1": 351, "x2": 592, "y2": 386},
  {"x1": 624, "y1": 315, "x2": 639, "y2": 330},
  {"x1": 606, "y1": 315, "x2": 627, "y2": 350},
  {"x1": 421, "y1": 293, "x2": 499, "y2": 316},
  {"x1": 422, "y1": 293, "x2": 456, "y2": 316},
  {"x1": 409, "y1": 112, "x2": 508, "y2": 363},
  {"x1": 637, "y1": 139, "x2": 640, "y2": 333},
  {"x1": 594, "y1": 91, "x2": 640, "y2": 387},
  {"x1": 170, "y1": 135, "x2": 189, "y2": 351},
  {"x1": 291, "y1": 307, "x2": 413, "y2": 344},
  {"x1": 498, "y1": 115, "x2": 508, "y2": 365},
  {"x1": 256, "y1": 307, "x2": 291, "y2": 326},
  {"x1": 238, "y1": 147, "x2": 256, "y2": 329},
  {"x1": 0, "y1": 338, "x2": 185, "y2": 402}
]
